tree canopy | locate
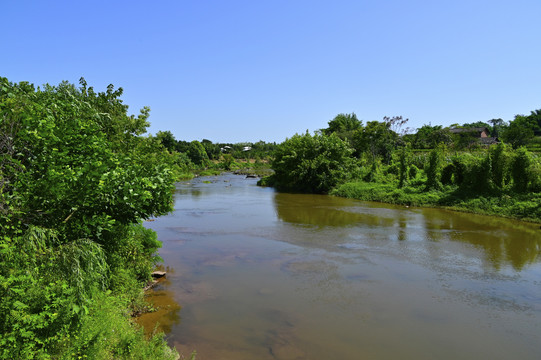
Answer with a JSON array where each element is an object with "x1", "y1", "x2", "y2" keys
[
  {"x1": 269, "y1": 132, "x2": 358, "y2": 194},
  {"x1": 501, "y1": 115, "x2": 537, "y2": 148}
]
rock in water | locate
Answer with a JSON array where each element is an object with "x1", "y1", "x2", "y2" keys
[{"x1": 151, "y1": 271, "x2": 166, "y2": 278}]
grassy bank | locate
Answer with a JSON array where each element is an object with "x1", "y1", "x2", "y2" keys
[{"x1": 331, "y1": 181, "x2": 541, "y2": 223}]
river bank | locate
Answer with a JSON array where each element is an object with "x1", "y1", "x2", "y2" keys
[{"x1": 331, "y1": 181, "x2": 541, "y2": 223}]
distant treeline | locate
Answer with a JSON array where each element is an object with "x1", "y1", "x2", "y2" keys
[
  {"x1": 158, "y1": 132, "x2": 277, "y2": 160},
  {"x1": 156, "y1": 110, "x2": 541, "y2": 175},
  {"x1": 318, "y1": 111, "x2": 541, "y2": 157},
  {"x1": 152, "y1": 131, "x2": 278, "y2": 177}
]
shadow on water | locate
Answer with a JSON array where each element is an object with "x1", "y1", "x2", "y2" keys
[
  {"x1": 273, "y1": 192, "x2": 541, "y2": 271},
  {"x1": 135, "y1": 267, "x2": 182, "y2": 336}
]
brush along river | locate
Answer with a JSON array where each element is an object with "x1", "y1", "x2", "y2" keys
[{"x1": 138, "y1": 173, "x2": 541, "y2": 360}]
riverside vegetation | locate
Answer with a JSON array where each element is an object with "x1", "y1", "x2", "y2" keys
[
  {"x1": 0, "y1": 77, "x2": 182, "y2": 359},
  {"x1": 259, "y1": 113, "x2": 541, "y2": 223}
]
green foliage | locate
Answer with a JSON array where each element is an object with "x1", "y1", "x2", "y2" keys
[
  {"x1": 353, "y1": 120, "x2": 399, "y2": 162},
  {"x1": 270, "y1": 132, "x2": 358, "y2": 193},
  {"x1": 460, "y1": 121, "x2": 492, "y2": 135},
  {"x1": 398, "y1": 146, "x2": 411, "y2": 188},
  {"x1": 511, "y1": 147, "x2": 532, "y2": 192},
  {"x1": 331, "y1": 181, "x2": 442, "y2": 207},
  {"x1": 0, "y1": 77, "x2": 175, "y2": 241},
  {"x1": 260, "y1": 106, "x2": 541, "y2": 222},
  {"x1": 462, "y1": 153, "x2": 492, "y2": 192},
  {"x1": 502, "y1": 115, "x2": 537, "y2": 148},
  {"x1": 452, "y1": 129, "x2": 483, "y2": 150},
  {"x1": 323, "y1": 113, "x2": 362, "y2": 135},
  {"x1": 411, "y1": 124, "x2": 453, "y2": 149},
  {"x1": 441, "y1": 163, "x2": 455, "y2": 185},
  {"x1": 104, "y1": 223, "x2": 163, "y2": 290},
  {"x1": 201, "y1": 138, "x2": 221, "y2": 160},
  {"x1": 528, "y1": 109, "x2": 541, "y2": 131},
  {"x1": 169, "y1": 151, "x2": 195, "y2": 179},
  {"x1": 529, "y1": 158, "x2": 541, "y2": 192},
  {"x1": 156, "y1": 130, "x2": 177, "y2": 152},
  {"x1": 488, "y1": 118, "x2": 505, "y2": 138},
  {"x1": 0, "y1": 77, "x2": 177, "y2": 359},
  {"x1": 187, "y1": 140, "x2": 210, "y2": 167},
  {"x1": 362, "y1": 160, "x2": 383, "y2": 183},
  {"x1": 60, "y1": 292, "x2": 178, "y2": 360},
  {"x1": 489, "y1": 142, "x2": 512, "y2": 189},
  {"x1": 333, "y1": 144, "x2": 541, "y2": 222},
  {"x1": 322, "y1": 113, "x2": 362, "y2": 144},
  {"x1": 408, "y1": 164, "x2": 419, "y2": 179},
  {"x1": 0, "y1": 226, "x2": 108, "y2": 358},
  {"x1": 425, "y1": 144, "x2": 445, "y2": 190},
  {"x1": 219, "y1": 153, "x2": 234, "y2": 170}
]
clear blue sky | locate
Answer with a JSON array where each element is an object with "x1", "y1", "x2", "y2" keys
[{"x1": 3, "y1": 0, "x2": 540, "y2": 143}]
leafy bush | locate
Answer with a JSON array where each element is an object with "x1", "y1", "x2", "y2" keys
[
  {"x1": 187, "y1": 140, "x2": 210, "y2": 167},
  {"x1": 425, "y1": 144, "x2": 445, "y2": 189},
  {"x1": 512, "y1": 147, "x2": 532, "y2": 192},
  {"x1": 269, "y1": 132, "x2": 359, "y2": 193},
  {"x1": 489, "y1": 142, "x2": 512, "y2": 189},
  {"x1": 0, "y1": 77, "x2": 177, "y2": 358}
]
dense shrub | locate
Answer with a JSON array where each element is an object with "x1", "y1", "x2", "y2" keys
[
  {"x1": 0, "y1": 77, "x2": 177, "y2": 358},
  {"x1": 489, "y1": 143, "x2": 512, "y2": 189},
  {"x1": 270, "y1": 132, "x2": 359, "y2": 193},
  {"x1": 425, "y1": 144, "x2": 445, "y2": 189},
  {"x1": 333, "y1": 144, "x2": 541, "y2": 222},
  {"x1": 512, "y1": 147, "x2": 532, "y2": 192}
]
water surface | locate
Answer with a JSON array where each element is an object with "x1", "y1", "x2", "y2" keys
[{"x1": 140, "y1": 174, "x2": 541, "y2": 360}]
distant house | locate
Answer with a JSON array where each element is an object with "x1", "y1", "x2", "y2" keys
[
  {"x1": 449, "y1": 127, "x2": 490, "y2": 138},
  {"x1": 449, "y1": 127, "x2": 498, "y2": 145}
]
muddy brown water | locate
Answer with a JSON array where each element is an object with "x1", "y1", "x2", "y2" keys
[{"x1": 138, "y1": 174, "x2": 541, "y2": 360}]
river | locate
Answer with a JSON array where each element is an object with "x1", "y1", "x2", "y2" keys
[{"x1": 139, "y1": 174, "x2": 541, "y2": 360}]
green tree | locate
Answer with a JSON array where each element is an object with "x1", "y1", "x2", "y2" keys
[
  {"x1": 353, "y1": 120, "x2": 398, "y2": 162},
  {"x1": 4, "y1": 84, "x2": 173, "y2": 240},
  {"x1": 322, "y1": 113, "x2": 362, "y2": 144},
  {"x1": 411, "y1": 124, "x2": 453, "y2": 149},
  {"x1": 501, "y1": 115, "x2": 537, "y2": 148},
  {"x1": 511, "y1": 147, "x2": 532, "y2": 192},
  {"x1": 156, "y1": 130, "x2": 177, "y2": 152},
  {"x1": 398, "y1": 145, "x2": 412, "y2": 188},
  {"x1": 425, "y1": 144, "x2": 446, "y2": 190},
  {"x1": 201, "y1": 138, "x2": 221, "y2": 160},
  {"x1": 460, "y1": 121, "x2": 492, "y2": 135},
  {"x1": 187, "y1": 140, "x2": 210, "y2": 167},
  {"x1": 462, "y1": 153, "x2": 493, "y2": 192},
  {"x1": 270, "y1": 132, "x2": 358, "y2": 193},
  {"x1": 175, "y1": 139, "x2": 191, "y2": 153},
  {"x1": 488, "y1": 118, "x2": 505, "y2": 138},
  {"x1": 489, "y1": 142, "x2": 512, "y2": 189},
  {"x1": 527, "y1": 109, "x2": 541, "y2": 132}
]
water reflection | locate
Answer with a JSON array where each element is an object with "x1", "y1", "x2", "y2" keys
[
  {"x1": 273, "y1": 192, "x2": 398, "y2": 228},
  {"x1": 273, "y1": 192, "x2": 541, "y2": 271},
  {"x1": 175, "y1": 187, "x2": 203, "y2": 198},
  {"x1": 143, "y1": 176, "x2": 541, "y2": 360}
]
